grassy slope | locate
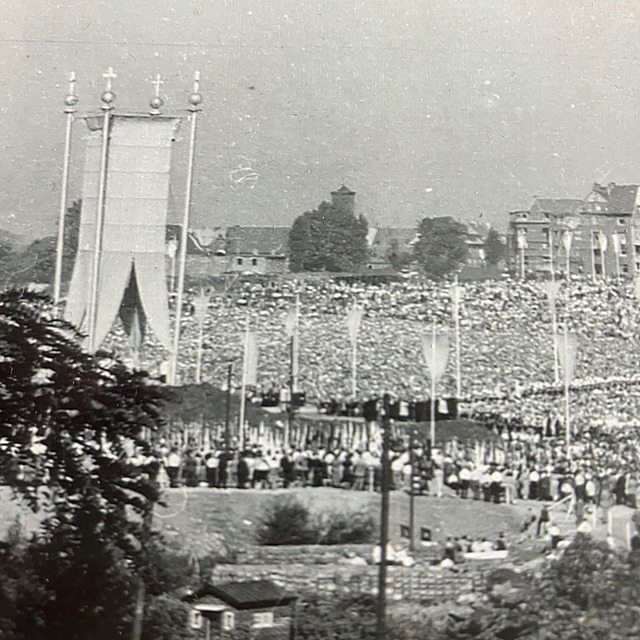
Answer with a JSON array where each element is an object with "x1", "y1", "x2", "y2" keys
[{"x1": 153, "y1": 487, "x2": 526, "y2": 555}]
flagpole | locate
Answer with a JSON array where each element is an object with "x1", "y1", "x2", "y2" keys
[
  {"x1": 430, "y1": 321, "x2": 437, "y2": 448},
  {"x1": 224, "y1": 363, "x2": 233, "y2": 449},
  {"x1": 195, "y1": 316, "x2": 205, "y2": 384},
  {"x1": 590, "y1": 229, "x2": 596, "y2": 283},
  {"x1": 88, "y1": 68, "x2": 117, "y2": 352},
  {"x1": 601, "y1": 234, "x2": 607, "y2": 280},
  {"x1": 351, "y1": 338, "x2": 358, "y2": 398},
  {"x1": 170, "y1": 71, "x2": 202, "y2": 385},
  {"x1": 563, "y1": 318, "x2": 571, "y2": 457},
  {"x1": 238, "y1": 316, "x2": 250, "y2": 449},
  {"x1": 291, "y1": 292, "x2": 300, "y2": 392},
  {"x1": 53, "y1": 72, "x2": 78, "y2": 310},
  {"x1": 546, "y1": 279, "x2": 560, "y2": 385},
  {"x1": 614, "y1": 235, "x2": 621, "y2": 285},
  {"x1": 453, "y1": 275, "x2": 462, "y2": 398}
]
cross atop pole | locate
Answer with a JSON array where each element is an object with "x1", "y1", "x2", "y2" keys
[
  {"x1": 68, "y1": 71, "x2": 77, "y2": 96},
  {"x1": 151, "y1": 73, "x2": 164, "y2": 98},
  {"x1": 103, "y1": 67, "x2": 117, "y2": 92}
]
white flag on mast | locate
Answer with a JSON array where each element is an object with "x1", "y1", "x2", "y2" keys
[
  {"x1": 556, "y1": 332, "x2": 578, "y2": 383},
  {"x1": 422, "y1": 332, "x2": 450, "y2": 384},
  {"x1": 346, "y1": 305, "x2": 364, "y2": 344}
]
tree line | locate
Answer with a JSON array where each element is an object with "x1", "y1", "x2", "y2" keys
[{"x1": 288, "y1": 199, "x2": 506, "y2": 279}]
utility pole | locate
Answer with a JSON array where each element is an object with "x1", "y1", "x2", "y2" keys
[
  {"x1": 224, "y1": 363, "x2": 233, "y2": 449},
  {"x1": 376, "y1": 393, "x2": 391, "y2": 640},
  {"x1": 408, "y1": 427, "x2": 415, "y2": 552}
]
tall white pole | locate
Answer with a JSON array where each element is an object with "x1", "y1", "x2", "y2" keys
[
  {"x1": 550, "y1": 295, "x2": 560, "y2": 385},
  {"x1": 453, "y1": 276, "x2": 462, "y2": 398},
  {"x1": 291, "y1": 292, "x2": 300, "y2": 392},
  {"x1": 238, "y1": 316, "x2": 250, "y2": 449},
  {"x1": 88, "y1": 68, "x2": 117, "y2": 352},
  {"x1": 53, "y1": 72, "x2": 78, "y2": 309},
  {"x1": 563, "y1": 318, "x2": 571, "y2": 457},
  {"x1": 170, "y1": 72, "x2": 202, "y2": 385},
  {"x1": 548, "y1": 241, "x2": 560, "y2": 385},
  {"x1": 194, "y1": 319, "x2": 205, "y2": 384},
  {"x1": 430, "y1": 321, "x2": 437, "y2": 448},
  {"x1": 590, "y1": 229, "x2": 596, "y2": 283},
  {"x1": 351, "y1": 336, "x2": 358, "y2": 398}
]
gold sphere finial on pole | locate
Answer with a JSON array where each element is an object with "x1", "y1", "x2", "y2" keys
[
  {"x1": 101, "y1": 67, "x2": 117, "y2": 110},
  {"x1": 150, "y1": 73, "x2": 165, "y2": 115},
  {"x1": 188, "y1": 70, "x2": 203, "y2": 111},
  {"x1": 64, "y1": 71, "x2": 79, "y2": 112}
]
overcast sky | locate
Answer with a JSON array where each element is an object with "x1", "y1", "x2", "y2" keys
[{"x1": 2, "y1": 0, "x2": 640, "y2": 238}]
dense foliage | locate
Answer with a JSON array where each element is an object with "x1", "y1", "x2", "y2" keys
[
  {"x1": 0, "y1": 290, "x2": 196, "y2": 640},
  {"x1": 412, "y1": 216, "x2": 469, "y2": 279},
  {"x1": 255, "y1": 495, "x2": 376, "y2": 545},
  {"x1": 289, "y1": 201, "x2": 369, "y2": 272},
  {"x1": 293, "y1": 536, "x2": 640, "y2": 640},
  {"x1": 484, "y1": 227, "x2": 506, "y2": 266}
]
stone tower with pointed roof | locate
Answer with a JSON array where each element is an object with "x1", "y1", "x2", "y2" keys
[{"x1": 331, "y1": 184, "x2": 356, "y2": 215}]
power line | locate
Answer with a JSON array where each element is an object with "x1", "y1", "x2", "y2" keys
[{"x1": 2, "y1": 37, "x2": 640, "y2": 63}]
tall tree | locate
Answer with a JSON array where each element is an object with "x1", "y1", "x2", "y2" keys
[
  {"x1": 288, "y1": 201, "x2": 368, "y2": 272},
  {"x1": 412, "y1": 216, "x2": 469, "y2": 279},
  {"x1": 0, "y1": 290, "x2": 168, "y2": 640},
  {"x1": 484, "y1": 226, "x2": 506, "y2": 266}
]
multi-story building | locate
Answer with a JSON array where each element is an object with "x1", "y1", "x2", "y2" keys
[{"x1": 508, "y1": 183, "x2": 640, "y2": 279}]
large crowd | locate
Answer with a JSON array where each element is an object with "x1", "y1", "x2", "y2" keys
[{"x1": 105, "y1": 275, "x2": 640, "y2": 432}]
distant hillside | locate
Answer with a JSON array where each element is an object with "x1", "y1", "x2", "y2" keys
[{"x1": 0, "y1": 228, "x2": 28, "y2": 251}]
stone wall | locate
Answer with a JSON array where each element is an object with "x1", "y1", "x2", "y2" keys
[
  {"x1": 211, "y1": 563, "x2": 487, "y2": 603},
  {"x1": 235, "y1": 543, "x2": 441, "y2": 566}
]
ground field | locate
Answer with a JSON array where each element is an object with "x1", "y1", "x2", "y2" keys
[
  {"x1": 153, "y1": 487, "x2": 529, "y2": 556},
  {"x1": 0, "y1": 484, "x2": 571, "y2": 561}
]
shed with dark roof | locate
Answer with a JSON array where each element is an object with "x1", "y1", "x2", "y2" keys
[{"x1": 182, "y1": 579, "x2": 296, "y2": 640}]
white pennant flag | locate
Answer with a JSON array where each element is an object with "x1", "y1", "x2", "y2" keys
[
  {"x1": 611, "y1": 233, "x2": 621, "y2": 255},
  {"x1": 451, "y1": 282, "x2": 461, "y2": 307},
  {"x1": 422, "y1": 332, "x2": 450, "y2": 383},
  {"x1": 562, "y1": 230, "x2": 573, "y2": 254},
  {"x1": 598, "y1": 232, "x2": 608, "y2": 253},
  {"x1": 192, "y1": 290, "x2": 209, "y2": 328},
  {"x1": 556, "y1": 332, "x2": 578, "y2": 383},
  {"x1": 284, "y1": 306, "x2": 298, "y2": 338},
  {"x1": 346, "y1": 306, "x2": 364, "y2": 344},
  {"x1": 516, "y1": 230, "x2": 528, "y2": 250},
  {"x1": 542, "y1": 281, "x2": 561, "y2": 305},
  {"x1": 244, "y1": 331, "x2": 259, "y2": 387}
]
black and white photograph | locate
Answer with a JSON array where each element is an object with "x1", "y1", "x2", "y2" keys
[{"x1": 1, "y1": 2, "x2": 640, "y2": 639}]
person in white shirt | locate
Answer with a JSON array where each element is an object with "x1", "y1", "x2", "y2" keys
[
  {"x1": 459, "y1": 465, "x2": 472, "y2": 499},
  {"x1": 205, "y1": 450, "x2": 220, "y2": 488}
]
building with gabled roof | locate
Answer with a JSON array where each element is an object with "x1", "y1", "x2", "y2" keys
[
  {"x1": 508, "y1": 183, "x2": 640, "y2": 279},
  {"x1": 183, "y1": 579, "x2": 296, "y2": 640}
]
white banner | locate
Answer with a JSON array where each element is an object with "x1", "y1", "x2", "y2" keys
[
  {"x1": 422, "y1": 332, "x2": 450, "y2": 383},
  {"x1": 346, "y1": 305, "x2": 364, "y2": 344},
  {"x1": 556, "y1": 332, "x2": 578, "y2": 383}
]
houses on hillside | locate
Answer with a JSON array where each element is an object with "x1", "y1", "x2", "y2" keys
[
  {"x1": 508, "y1": 183, "x2": 640, "y2": 279},
  {"x1": 165, "y1": 185, "x2": 504, "y2": 281}
]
